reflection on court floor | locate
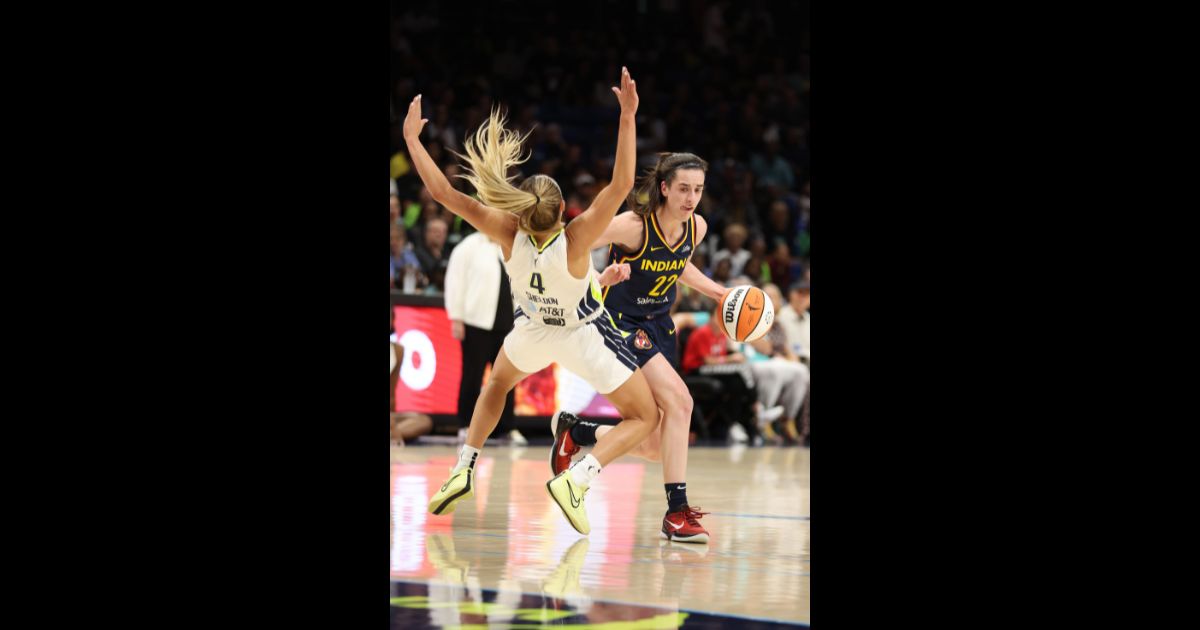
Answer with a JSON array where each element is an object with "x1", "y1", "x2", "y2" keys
[{"x1": 391, "y1": 445, "x2": 809, "y2": 628}]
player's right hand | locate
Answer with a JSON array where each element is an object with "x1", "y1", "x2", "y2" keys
[
  {"x1": 611, "y1": 67, "x2": 638, "y2": 115},
  {"x1": 598, "y1": 262, "x2": 631, "y2": 286},
  {"x1": 404, "y1": 94, "x2": 429, "y2": 140}
]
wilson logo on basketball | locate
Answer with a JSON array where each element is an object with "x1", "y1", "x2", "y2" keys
[{"x1": 724, "y1": 288, "x2": 745, "y2": 324}]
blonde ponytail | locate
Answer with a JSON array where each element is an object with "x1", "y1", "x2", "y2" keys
[{"x1": 455, "y1": 108, "x2": 564, "y2": 235}]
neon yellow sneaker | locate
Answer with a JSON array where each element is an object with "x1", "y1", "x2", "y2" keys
[
  {"x1": 546, "y1": 472, "x2": 590, "y2": 534},
  {"x1": 428, "y1": 467, "x2": 473, "y2": 515}
]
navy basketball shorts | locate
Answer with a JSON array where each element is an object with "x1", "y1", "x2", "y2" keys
[{"x1": 611, "y1": 312, "x2": 679, "y2": 370}]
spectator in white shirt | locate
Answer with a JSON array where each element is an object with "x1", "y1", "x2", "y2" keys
[
  {"x1": 443, "y1": 231, "x2": 524, "y2": 445},
  {"x1": 775, "y1": 280, "x2": 810, "y2": 445},
  {"x1": 747, "y1": 283, "x2": 810, "y2": 443},
  {"x1": 777, "y1": 280, "x2": 810, "y2": 364}
]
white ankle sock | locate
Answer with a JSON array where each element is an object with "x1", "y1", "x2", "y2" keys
[
  {"x1": 569, "y1": 454, "x2": 602, "y2": 487},
  {"x1": 453, "y1": 445, "x2": 481, "y2": 473}
]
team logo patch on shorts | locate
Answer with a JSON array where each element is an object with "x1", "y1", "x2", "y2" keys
[{"x1": 633, "y1": 329, "x2": 653, "y2": 350}]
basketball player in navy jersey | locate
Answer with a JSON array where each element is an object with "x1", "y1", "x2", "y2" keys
[{"x1": 551, "y1": 153, "x2": 730, "y2": 543}]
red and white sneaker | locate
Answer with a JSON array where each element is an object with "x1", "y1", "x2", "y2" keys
[
  {"x1": 550, "y1": 411, "x2": 581, "y2": 475},
  {"x1": 660, "y1": 505, "x2": 711, "y2": 544}
]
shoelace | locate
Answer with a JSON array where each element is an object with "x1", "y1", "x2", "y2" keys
[{"x1": 682, "y1": 506, "x2": 709, "y2": 526}]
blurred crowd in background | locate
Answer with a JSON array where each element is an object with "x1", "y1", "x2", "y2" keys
[{"x1": 391, "y1": 0, "x2": 810, "y2": 445}]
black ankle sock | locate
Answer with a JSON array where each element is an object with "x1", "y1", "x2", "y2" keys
[
  {"x1": 570, "y1": 420, "x2": 601, "y2": 446},
  {"x1": 665, "y1": 483, "x2": 688, "y2": 513}
]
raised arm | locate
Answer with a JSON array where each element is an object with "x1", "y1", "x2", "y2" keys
[
  {"x1": 403, "y1": 95, "x2": 517, "y2": 248},
  {"x1": 566, "y1": 67, "x2": 639, "y2": 257},
  {"x1": 589, "y1": 213, "x2": 637, "y2": 251}
]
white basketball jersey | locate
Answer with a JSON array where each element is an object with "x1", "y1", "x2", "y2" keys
[{"x1": 506, "y1": 228, "x2": 606, "y2": 329}]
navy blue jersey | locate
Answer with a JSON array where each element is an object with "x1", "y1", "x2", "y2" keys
[{"x1": 603, "y1": 212, "x2": 696, "y2": 320}]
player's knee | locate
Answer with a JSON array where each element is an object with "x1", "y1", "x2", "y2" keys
[
  {"x1": 661, "y1": 387, "x2": 692, "y2": 418},
  {"x1": 678, "y1": 392, "x2": 694, "y2": 416},
  {"x1": 481, "y1": 379, "x2": 511, "y2": 399}
]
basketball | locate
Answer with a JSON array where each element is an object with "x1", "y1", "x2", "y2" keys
[{"x1": 720, "y1": 285, "x2": 775, "y2": 342}]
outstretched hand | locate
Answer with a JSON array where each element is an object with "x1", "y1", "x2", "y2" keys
[
  {"x1": 403, "y1": 94, "x2": 429, "y2": 141},
  {"x1": 611, "y1": 66, "x2": 638, "y2": 114}
]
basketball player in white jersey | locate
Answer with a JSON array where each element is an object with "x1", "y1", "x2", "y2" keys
[{"x1": 403, "y1": 68, "x2": 654, "y2": 535}]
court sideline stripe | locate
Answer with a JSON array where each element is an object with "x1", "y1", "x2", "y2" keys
[{"x1": 390, "y1": 578, "x2": 811, "y2": 627}]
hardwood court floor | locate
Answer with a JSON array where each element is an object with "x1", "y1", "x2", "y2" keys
[{"x1": 391, "y1": 444, "x2": 810, "y2": 627}]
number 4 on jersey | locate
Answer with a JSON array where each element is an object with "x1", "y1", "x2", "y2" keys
[{"x1": 530, "y1": 272, "x2": 546, "y2": 295}]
